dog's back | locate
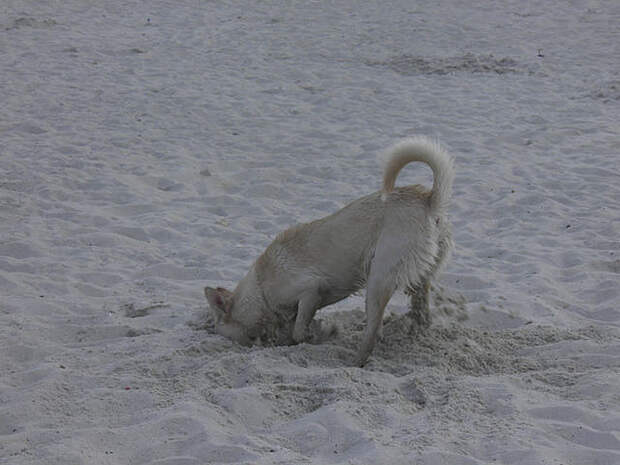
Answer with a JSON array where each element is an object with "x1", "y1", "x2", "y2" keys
[{"x1": 256, "y1": 181, "x2": 444, "y2": 311}]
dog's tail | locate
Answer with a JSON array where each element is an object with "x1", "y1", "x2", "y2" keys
[{"x1": 381, "y1": 136, "x2": 454, "y2": 211}]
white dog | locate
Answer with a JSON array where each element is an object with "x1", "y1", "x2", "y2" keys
[{"x1": 206, "y1": 136, "x2": 454, "y2": 366}]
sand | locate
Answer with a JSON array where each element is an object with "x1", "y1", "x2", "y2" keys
[{"x1": 1, "y1": 0, "x2": 619, "y2": 463}]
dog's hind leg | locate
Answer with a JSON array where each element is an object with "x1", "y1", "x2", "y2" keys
[
  {"x1": 405, "y1": 223, "x2": 452, "y2": 331},
  {"x1": 355, "y1": 235, "x2": 405, "y2": 366},
  {"x1": 406, "y1": 278, "x2": 431, "y2": 331},
  {"x1": 292, "y1": 290, "x2": 322, "y2": 343},
  {"x1": 356, "y1": 274, "x2": 396, "y2": 366}
]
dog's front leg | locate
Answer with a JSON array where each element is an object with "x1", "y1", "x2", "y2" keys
[{"x1": 292, "y1": 290, "x2": 321, "y2": 343}]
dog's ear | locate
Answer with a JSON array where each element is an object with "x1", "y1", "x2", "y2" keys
[{"x1": 204, "y1": 286, "x2": 233, "y2": 320}]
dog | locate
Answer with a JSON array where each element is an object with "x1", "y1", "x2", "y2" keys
[{"x1": 205, "y1": 136, "x2": 454, "y2": 366}]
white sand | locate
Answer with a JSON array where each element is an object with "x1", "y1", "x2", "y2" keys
[{"x1": 2, "y1": 0, "x2": 619, "y2": 463}]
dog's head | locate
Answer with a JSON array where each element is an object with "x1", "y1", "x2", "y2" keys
[
  {"x1": 204, "y1": 273, "x2": 268, "y2": 346},
  {"x1": 204, "y1": 286, "x2": 250, "y2": 345}
]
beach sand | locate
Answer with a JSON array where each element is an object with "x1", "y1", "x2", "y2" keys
[{"x1": 2, "y1": 1, "x2": 619, "y2": 463}]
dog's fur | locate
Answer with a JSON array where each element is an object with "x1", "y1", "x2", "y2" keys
[{"x1": 205, "y1": 136, "x2": 454, "y2": 366}]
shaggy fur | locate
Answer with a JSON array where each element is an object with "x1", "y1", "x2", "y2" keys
[{"x1": 205, "y1": 136, "x2": 454, "y2": 366}]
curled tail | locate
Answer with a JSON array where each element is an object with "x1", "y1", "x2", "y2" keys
[{"x1": 381, "y1": 136, "x2": 454, "y2": 211}]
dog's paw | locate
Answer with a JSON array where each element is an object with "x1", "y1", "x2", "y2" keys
[
  {"x1": 354, "y1": 353, "x2": 370, "y2": 368},
  {"x1": 308, "y1": 320, "x2": 338, "y2": 344},
  {"x1": 292, "y1": 324, "x2": 309, "y2": 344},
  {"x1": 354, "y1": 343, "x2": 373, "y2": 367}
]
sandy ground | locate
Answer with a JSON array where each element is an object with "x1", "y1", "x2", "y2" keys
[{"x1": 1, "y1": 0, "x2": 620, "y2": 464}]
